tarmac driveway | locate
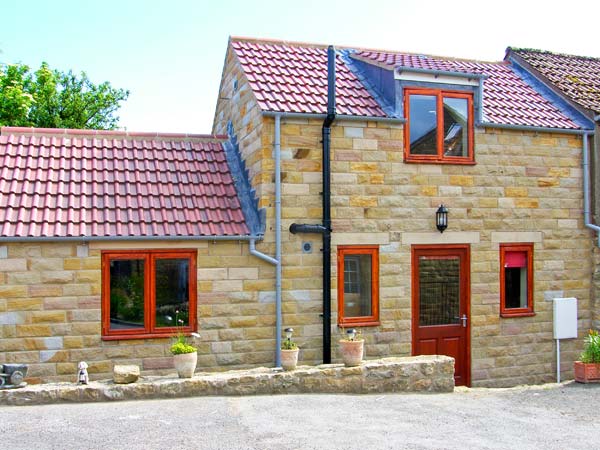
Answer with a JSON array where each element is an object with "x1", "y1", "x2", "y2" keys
[{"x1": 1, "y1": 382, "x2": 598, "y2": 450}]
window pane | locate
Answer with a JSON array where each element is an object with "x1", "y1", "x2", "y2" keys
[
  {"x1": 109, "y1": 259, "x2": 145, "y2": 330},
  {"x1": 443, "y1": 97, "x2": 468, "y2": 157},
  {"x1": 155, "y1": 258, "x2": 190, "y2": 328},
  {"x1": 505, "y1": 267, "x2": 528, "y2": 308},
  {"x1": 343, "y1": 254, "x2": 372, "y2": 317},
  {"x1": 409, "y1": 95, "x2": 438, "y2": 155},
  {"x1": 419, "y1": 257, "x2": 460, "y2": 326}
]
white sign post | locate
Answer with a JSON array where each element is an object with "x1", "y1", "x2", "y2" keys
[{"x1": 553, "y1": 297, "x2": 578, "y2": 383}]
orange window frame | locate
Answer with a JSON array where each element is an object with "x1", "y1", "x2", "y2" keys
[
  {"x1": 404, "y1": 88, "x2": 475, "y2": 164},
  {"x1": 337, "y1": 245, "x2": 380, "y2": 327},
  {"x1": 101, "y1": 249, "x2": 197, "y2": 340},
  {"x1": 499, "y1": 243, "x2": 534, "y2": 317}
]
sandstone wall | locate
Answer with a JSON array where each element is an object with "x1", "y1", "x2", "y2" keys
[
  {"x1": 0, "y1": 241, "x2": 276, "y2": 383},
  {"x1": 271, "y1": 117, "x2": 594, "y2": 387}
]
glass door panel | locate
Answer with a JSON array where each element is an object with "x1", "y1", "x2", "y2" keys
[{"x1": 418, "y1": 256, "x2": 460, "y2": 326}]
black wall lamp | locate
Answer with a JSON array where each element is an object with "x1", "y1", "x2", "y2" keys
[{"x1": 436, "y1": 204, "x2": 448, "y2": 233}]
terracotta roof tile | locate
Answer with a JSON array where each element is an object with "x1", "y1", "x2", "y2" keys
[
  {"x1": 352, "y1": 50, "x2": 580, "y2": 129},
  {"x1": 509, "y1": 48, "x2": 600, "y2": 114},
  {"x1": 0, "y1": 127, "x2": 251, "y2": 239},
  {"x1": 230, "y1": 38, "x2": 581, "y2": 129},
  {"x1": 231, "y1": 40, "x2": 387, "y2": 118}
]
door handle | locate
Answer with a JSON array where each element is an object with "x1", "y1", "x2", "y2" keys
[{"x1": 454, "y1": 314, "x2": 468, "y2": 327}]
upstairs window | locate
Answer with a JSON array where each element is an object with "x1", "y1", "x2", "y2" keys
[
  {"x1": 101, "y1": 249, "x2": 197, "y2": 340},
  {"x1": 405, "y1": 88, "x2": 474, "y2": 163},
  {"x1": 499, "y1": 243, "x2": 534, "y2": 317},
  {"x1": 337, "y1": 245, "x2": 379, "y2": 327}
]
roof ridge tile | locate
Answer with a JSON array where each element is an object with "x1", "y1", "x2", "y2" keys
[{"x1": 0, "y1": 127, "x2": 228, "y2": 142}]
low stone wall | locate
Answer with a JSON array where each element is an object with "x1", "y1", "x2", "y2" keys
[{"x1": 0, "y1": 355, "x2": 454, "y2": 406}]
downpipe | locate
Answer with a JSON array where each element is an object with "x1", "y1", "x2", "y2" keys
[
  {"x1": 289, "y1": 46, "x2": 336, "y2": 363},
  {"x1": 247, "y1": 114, "x2": 283, "y2": 367},
  {"x1": 582, "y1": 132, "x2": 600, "y2": 246}
]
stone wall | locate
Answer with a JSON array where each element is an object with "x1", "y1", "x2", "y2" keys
[
  {"x1": 265, "y1": 116, "x2": 594, "y2": 387},
  {"x1": 212, "y1": 43, "x2": 270, "y2": 205},
  {"x1": 0, "y1": 356, "x2": 454, "y2": 406},
  {"x1": 0, "y1": 240, "x2": 277, "y2": 383},
  {"x1": 0, "y1": 117, "x2": 594, "y2": 388}
]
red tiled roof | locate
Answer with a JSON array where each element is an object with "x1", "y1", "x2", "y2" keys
[
  {"x1": 229, "y1": 38, "x2": 580, "y2": 129},
  {"x1": 231, "y1": 39, "x2": 387, "y2": 118},
  {"x1": 352, "y1": 51, "x2": 580, "y2": 129},
  {"x1": 509, "y1": 48, "x2": 600, "y2": 114},
  {"x1": 0, "y1": 127, "x2": 251, "y2": 239}
]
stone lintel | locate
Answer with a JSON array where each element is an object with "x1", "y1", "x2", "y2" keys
[
  {"x1": 331, "y1": 233, "x2": 390, "y2": 246},
  {"x1": 491, "y1": 232, "x2": 543, "y2": 243},
  {"x1": 89, "y1": 241, "x2": 209, "y2": 250},
  {"x1": 401, "y1": 232, "x2": 480, "y2": 245}
]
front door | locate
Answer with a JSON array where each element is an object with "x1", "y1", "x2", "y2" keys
[{"x1": 411, "y1": 245, "x2": 470, "y2": 386}]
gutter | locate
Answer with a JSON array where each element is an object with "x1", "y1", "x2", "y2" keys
[
  {"x1": 479, "y1": 121, "x2": 593, "y2": 136},
  {"x1": 0, "y1": 234, "x2": 266, "y2": 243},
  {"x1": 581, "y1": 132, "x2": 600, "y2": 246},
  {"x1": 263, "y1": 111, "x2": 404, "y2": 124}
]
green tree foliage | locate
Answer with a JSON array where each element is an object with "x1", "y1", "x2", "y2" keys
[{"x1": 0, "y1": 62, "x2": 129, "y2": 129}]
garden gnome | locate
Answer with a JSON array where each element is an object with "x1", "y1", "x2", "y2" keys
[{"x1": 78, "y1": 361, "x2": 89, "y2": 385}]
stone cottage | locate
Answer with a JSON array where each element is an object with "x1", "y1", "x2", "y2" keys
[
  {"x1": 0, "y1": 38, "x2": 596, "y2": 387},
  {"x1": 505, "y1": 47, "x2": 600, "y2": 330},
  {"x1": 212, "y1": 37, "x2": 596, "y2": 387},
  {"x1": 0, "y1": 129, "x2": 274, "y2": 382}
]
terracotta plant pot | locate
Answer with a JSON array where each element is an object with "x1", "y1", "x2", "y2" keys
[
  {"x1": 574, "y1": 360, "x2": 600, "y2": 383},
  {"x1": 173, "y1": 352, "x2": 197, "y2": 378},
  {"x1": 339, "y1": 339, "x2": 364, "y2": 367},
  {"x1": 280, "y1": 348, "x2": 299, "y2": 371}
]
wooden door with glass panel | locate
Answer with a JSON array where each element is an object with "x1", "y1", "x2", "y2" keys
[{"x1": 411, "y1": 245, "x2": 470, "y2": 386}]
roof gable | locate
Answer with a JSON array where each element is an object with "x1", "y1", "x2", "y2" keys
[
  {"x1": 230, "y1": 39, "x2": 387, "y2": 118},
  {"x1": 0, "y1": 127, "x2": 254, "y2": 240},
  {"x1": 508, "y1": 47, "x2": 600, "y2": 115}
]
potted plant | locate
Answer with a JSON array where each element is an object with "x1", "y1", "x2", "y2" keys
[
  {"x1": 280, "y1": 327, "x2": 299, "y2": 371},
  {"x1": 574, "y1": 329, "x2": 600, "y2": 383},
  {"x1": 169, "y1": 310, "x2": 200, "y2": 378},
  {"x1": 339, "y1": 328, "x2": 364, "y2": 367}
]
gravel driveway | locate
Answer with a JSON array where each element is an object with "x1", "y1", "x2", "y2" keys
[{"x1": 1, "y1": 382, "x2": 598, "y2": 450}]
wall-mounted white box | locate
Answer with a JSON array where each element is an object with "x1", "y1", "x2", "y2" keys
[{"x1": 553, "y1": 297, "x2": 578, "y2": 339}]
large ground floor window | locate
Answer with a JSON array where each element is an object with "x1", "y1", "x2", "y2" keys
[{"x1": 101, "y1": 249, "x2": 197, "y2": 340}]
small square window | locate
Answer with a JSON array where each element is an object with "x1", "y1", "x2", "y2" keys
[
  {"x1": 405, "y1": 88, "x2": 474, "y2": 164},
  {"x1": 337, "y1": 246, "x2": 379, "y2": 327},
  {"x1": 499, "y1": 243, "x2": 534, "y2": 317}
]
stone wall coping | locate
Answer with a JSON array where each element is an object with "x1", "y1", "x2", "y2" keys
[{"x1": 0, "y1": 356, "x2": 454, "y2": 406}]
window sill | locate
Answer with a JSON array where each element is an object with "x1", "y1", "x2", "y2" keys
[
  {"x1": 102, "y1": 331, "x2": 193, "y2": 341},
  {"x1": 500, "y1": 311, "x2": 536, "y2": 318},
  {"x1": 338, "y1": 321, "x2": 380, "y2": 328},
  {"x1": 404, "y1": 157, "x2": 476, "y2": 165}
]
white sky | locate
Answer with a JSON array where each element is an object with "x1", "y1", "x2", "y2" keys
[{"x1": 2, "y1": 0, "x2": 599, "y2": 134}]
